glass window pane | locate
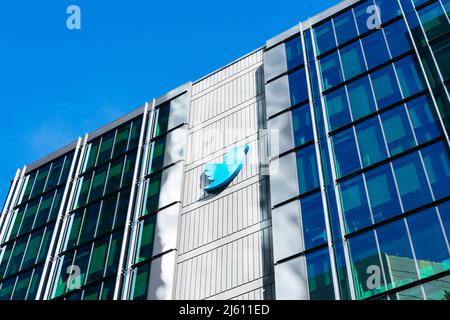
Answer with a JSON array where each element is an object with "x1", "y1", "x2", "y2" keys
[
  {"x1": 97, "y1": 194, "x2": 118, "y2": 237},
  {"x1": 395, "y1": 56, "x2": 426, "y2": 98},
  {"x1": 374, "y1": 0, "x2": 402, "y2": 24},
  {"x1": 154, "y1": 105, "x2": 170, "y2": 137},
  {"x1": 418, "y1": 2, "x2": 450, "y2": 41},
  {"x1": 431, "y1": 37, "x2": 450, "y2": 81},
  {"x1": 130, "y1": 264, "x2": 150, "y2": 300},
  {"x1": 19, "y1": 200, "x2": 39, "y2": 235},
  {"x1": 384, "y1": 19, "x2": 412, "y2": 58},
  {"x1": 423, "y1": 275, "x2": 450, "y2": 300},
  {"x1": 301, "y1": 192, "x2": 327, "y2": 249},
  {"x1": 122, "y1": 153, "x2": 136, "y2": 187},
  {"x1": 381, "y1": 106, "x2": 416, "y2": 156},
  {"x1": 438, "y1": 201, "x2": 450, "y2": 243},
  {"x1": 52, "y1": 252, "x2": 75, "y2": 298},
  {"x1": 334, "y1": 10, "x2": 358, "y2": 45},
  {"x1": 0, "y1": 277, "x2": 16, "y2": 300},
  {"x1": 129, "y1": 120, "x2": 142, "y2": 149},
  {"x1": 319, "y1": 52, "x2": 343, "y2": 90},
  {"x1": 78, "y1": 203, "x2": 100, "y2": 244},
  {"x1": 356, "y1": 118, "x2": 387, "y2": 167},
  {"x1": 347, "y1": 76, "x2": 377, "y2": 121},
  {"x1": 366, "y1": 164, "x2": 401, "y2": 223},
  {"x1": 31, "y1": 165, "x2": 50, "y2": 198},
  {"x1": 25, "y1": 266, "x2": 43, "y2": 300},
  {"x1": 406, "y1": 95, "x2": 440, "y2": 144},
  {"x1": 37, "y1": 225, "x2": 54, "y2": 263},
  {"x1": 143, "y1": 177, "x2": 161, "y2": 216},
  {"x1": 105, "y1": 158, "x2": 124, "y2": 194},
  {"x1": 101, "y1": 279, "x2": 116, "y2": 300},
  {"x1": 83, "y1": 284, "x2": 101, "y2": 300},
  {"x1": 340, "y1": 175, "x2": 372, "y2": 233},
  {"x1": 296, "y1": 145, "x2": 320, "y2": 194},
  {"x1": 371, "y1": 65, "x2": 402, "y2": 109},
  {"x1": 74, "y1": 173, "x2": 92, "y2": 209},
  {"x1": 97, "y1": 133, "x2": 114, "y2": 164},
  {"x1": 407, "y1": 208, "x2": 450, "y2": 278},
  {"x1": 6, "y1": 237, "x2": 27, "y2": 277},
  {"x1": 71, "y1": 245, "x2": 91, "y2": 289},
  {"x1": 376, "y1": 220, "x2": 418, "y2": 289},
  {"x1": 340, "y1": 42, "x2": 366, "y2": 80},
  {"x1": 22, "y1": 230, "x2": 44, "y2": 270},
  {"x1": 9, "y1": 207, "x2": 25, "y2": 239},
  {"x1": 112, "y1": 125, "x2": 130, "y2": 158},
  {"x1": 324, "y1": 87, "x2": 351, "y2": 130},
  {"x1": 285, "y1": 37, "x2": 303, "y2": 70},
  {"x1": 114, "y1": 189, "x2": 130, "y2": 228},
  {"x1": 136, "y1": 215, "x2": 157, "y2": 263},
  {"x1": 292, "y1": 105, "x2": 314, "y2": 146},
  {"x1": 289, "y1": 68, "x2": 309, "y2": 106},
  {"x1": 332, "y1": 128, "x2": 360, "y2": 178},
  {"x1": 45, "y1": 157, "x2": 64, "y2": 191},
  {"x1": 392, "y1": 153, "x2": 432, "y2": 211},
  {"x1": 362, "y1": 30, "x2": 390, "y2": 69},
  {"x1": 421, "y1": 142, "x2": 450, "y2": 200},
  {"x1": 89, "y1": 167, "x2": 107, "y2": 203},
  {"x1": 314, "y1": 20, "x2": 336, "y2": 55},
  {"x1": 87, "y1": 238, "x2": 109, "y2": 283},
  {"x1": 66, "y1": 212, "x2": 82, "y2": 249},
  {"x1": 353, "y1": 0, "x2": 372, "y2": 34},
  {"x1": 34, "y1": 192, "x2": 54, "y2": 227},
  {"x1": 48, "y1": 188, "x2": 63, "y2": 221},
  {"x1": 148, "y1": 139, "x2": 166, "y2": 175},
  {"x1": 21, "y1": 172, "x2": 36, "y2": 203},
  {"x1": 105, "y1": 231, "x2": 123, "y2": 275},
  {"x1": 84, "y1": 140, "x2": 100, "y2": 172},
  {"x1": 306, "y1": 248, "x2": 335, "y2": 300}
]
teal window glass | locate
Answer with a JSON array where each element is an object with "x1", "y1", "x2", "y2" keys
[
  {"x1": 84, "y1": 140, "x2": 100, "y2": 172},
  {"x1": 0, "y1": 277, "x2": 16, "y2": 300},
  {"x1": 148, "y1": 138, "x2": 166, "y2": 175},
  {"x1": 112, "y1": 124, "x2": 130, "y2": 158},
  {"x1": 129, "y1": 120, "x2": 142, "y2": 150},
  {"x1": 105, "y1": 158, "x2": 124, "y2": 194},
  {"x1": 13, "y1": 273, "x2": 32, "y2": 299},
  {"x1": 87, "y1": 238, "x2": 109, "y2": 283},
  {"x1": 334, "y1": 10, "x2": 358, "y2": 45},
  {"x1": 348, "y1": 231, "x2": 385, "y2": 299},
  {"x1": 340, "y1": 175, "x2": 372, "y2": 233},
  {"x1": 285, "y1": 37, "x2": 303, "y2": 70},
  {"x1": 376, "y1": 220, "x2": 418, "y2": 289},
  {"x1": 105, "y1": 231, "x2": 123, "y2": 275},
  {"x1": 301, "y1": 192, "x2": 327, "y2": 249},
  {"x1": 431, "y1": 38, "x2": 450, "y2": 81},
  {"x1": 101, "y1": 279, "x2": 116, "y2": 300},
  {"x1": 353, "y1": 0, "x2": 372, "y2": 34},
  {"x1": 21, "y1": 172, "x2": 36, "y2": 203},
  {"x1": 306, "y1": 248, "x2": 335, "y2": 300},
  {"x1": 384, "y1": 19, "x2": 412, "y2": 58},
  {"x1": 422, "y1": 142, "x2": 450, "y2": 200},
  {"x1": 418, "y1": 1, "x2": 450, "y2": 41},
  {"x1": 292, "y1": 105, "x2": 314, "y2": 146},
  {"x1": 66, "y1": 212, "x2": 82, "y2": 249},
  {"x1": 19, "y1": 200, "x2": 39, "y2": 235},
  {"x1": 122, "y1": 153, "x2": 136, "y2": 187},
  {"x1": 130, "y1": 263, "x2": 151, "y2": 300},
  {"x1": 31, "y1": 165, "x2": 50, "y2": 198},
  {"x1": 48, "y1": 189, "x2": 63, "y2": 221},
  {"x1": 114, "y1": 189, "x2": 130, "y2": 228},
  {"x1": 88, "y1": 167, "x2": 107, "y2": 202},
  {"x1": 361, "y1": 30, "x2": 390, "y2": 69},
  {"x1": 143, "y1": 177, "x2": 161, "y2": 216},
  {"x1": 154, "y1": 105, "x2": 170, "y2": 137},
  {"x1": 37, "y1": 226, "x2": 54, "y2": 263},
  {"x1": 366, "y1": 164, "x2": 401, "y2": 223},
  {"x1": 289, "y1": 68, "x2": 309, "y2": 105},
  {"x1": 324, "y1": 87, "x2": 351, "y2": 130},
  {"x1": 45, "y1": 157, "x2": 64, "y2": 191},
  {"x1": 6, "y1": 237, "x2": 27, "y2": 277},
  {"x1": 392, "y1": 152, "x2": 432, "y2": 211},
  {"x1": 296, "y1": 145, "x2": 320, "y2": 194},
  {"x1": 407, "y1": 208, "x2": 450, "y2": 278},
  {"x1": 97, "y1": 193, "x2": 118, "y2": 237},
  {"x1": 75, "y1": 173, "x2": 92, "y2": 209},
  {"x1": 406, "y1": 95, "x2": 440, "y2": 144},
  {"x1": 374, "y1": 0, "x2": 402, "y2": 24},
  {"x1": 83, "y1": 285, "x2": 101, "y2": 300},
  {"x1": 371, "y1": 65, "x2": 402, "y2": 109},
  {"x1": 347, "y1": 76, "x2": 376, "y2": 121},
  {"x1": 78, "y1": 202, "x2": 100, "y2": 244},
  {"x1": 314, "y1": 20, "x2": 336, "y2": 55},
  {"x1": 319, "y1": 52, "x2": 343, "y2": 90},
  {"x1": 135, "y1": 215, "x2": 157, "y2": 263},
  {"x1": 21, "y1": 230, "x2": 44, "y2": 270},
  {"x1": 0, "y1": 245, "x2": 13, "y2": 278},
  {"x1": 356, "y1": 117, "x2": 387, "y2": 167},
  {"x1": 52, "y1": 252, "x2": 75, "y2": 297},
  {"x1": 423, "y1": 275, "x2": 450, "y2": 300},
  {"x1": 71, "y1": 245, "x2": 91, "y2": 289},
  {"x1": 34, "y1": 192, "x2": 54, "y2": 227},
  {"x1": 97, "y1": 133, "x2": 114, "y2": 164},
  {"x1": 340, "y1": 41, "x2": 366, "y2": 80},
  {"x1": 381, "y1": 106, "x2": 416, "y2": 156},
  {"x1": 25, "y1": 266, "x2": 43, "y2": 300},
  {"x1": 9, "y1": 207, "x2": 25, "y2": 239},
  {"x1": 395, "y1": 56, "x2": 426, "y2": 98},
  {"x1": 332, "y1": 128, "x2": 360, "y2": 178}
]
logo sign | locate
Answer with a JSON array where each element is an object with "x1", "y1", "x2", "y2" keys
[{"x1": 203, "y1": 144, "x2": 249, "y2": 193}]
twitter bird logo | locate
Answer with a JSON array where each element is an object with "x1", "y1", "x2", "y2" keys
[{"x1": 203, "y1": 144, "x2": 250, "y2": 193}]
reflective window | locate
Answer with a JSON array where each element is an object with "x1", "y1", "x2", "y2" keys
[
  {"x1": 406, "y1": 95, "x2": 440, "y2": 144},
  {"x1": 113, "y1": 124, "x2": 131, "y2": 158},
  {"x1": 395, "y1": 56, "x2": 426, "y2": 98},
  {"x1": 431, "y1": 37, "x2": 450, "y2": 81},
  {"x1": 332, "y1": 128, "x2": 360, "y2": 178},
  {"x1": 353, "y1": 0, "x2": 373, "y2": 35},
  {"x1": 314, "y1": 20, "x2": 336, "y2": 55},
  {"x1": 407, "y1": 208, "x2": 450, "y2": 278},
  {"x1": 142, "y1": 175, "x2": 162, "y2": 216},
  {"x1": 371, "y1": 65, "x2": 402, "y2": 109},
  {"x1": 296, "y1": 145, "x2": 320, "y2": 194},
  {"x1": 135, "y1": 215, "x2": 157, "y2": 263},
  {"x1": 356, "y1": 117, "x2": 387, "y2": 167},
  {"x1": 289, "y1": 68, "x2": 309, "y2": 105},
  {"x1": 438, "y1": 201, "x2": 450, "y2": 242},
  {"x1": 306, "y1": 248, "x2": 335, "y2": 300},
  {"x1": 319, "y1": 52, "x2": 343, "y2": 90},
  {"x1": 423, "y1": 275, "x2": 450, "y2": 300},
  {"x1": 366, "y1": 164, "x2": 401, "y2": 223},
  {"x1": 374, "y1": 0, "x2": 402, "y2": 24},
  {"x1": 340, "y1": 41, "x2": 366, "y2": 80},
  {"x1": 87, "y1": 238, "x2": 109, "y2": 283},
  {"x1": 130, "y1": 263, "x2": 151, "y2": 300},
  {"x1": 422, "y1": 142, "x2": 450, "y2": 200},
  {"x1": 384, "y1": 19, "x2": 412, "y2": 58},
  {"x1": 324, "y1": 87, "x2": 351, "y2": 130},
  {"x1": 340, "y1": 175, "x2": 372, "y2": 233},
  {"x1": 292, "y1": 105, "x2": 314, "y2": 146},
  {"x1": 393, "y1": 153, "x2": 432, "y2": 211},
  {"x1": 418, "y1": 1, "x2": 450, "y2": 41},
  {"x1": 347, "y1": 76, "x2": 376, "y2": 121},
  {"x1": 381, "y1": 106, "x2": 416, "y2": 156},
  {"x1": 300, "y1": 192, "x2": 327, "y2": 249},
  {"x1": 334, "y1": 10, "x2": 358, "y2": 45},
  {"x1": 361, "y1": 30, "x2": 390, "y2": 69},
  {"x1": 97, "y1": 133, "x2": 114, "y2": 165},
  {"x1": 88, "y1": 167, "x2": 107, "y2": 203},
  {"x1": 148, "y1": 138, "x2": 166, "y2": 175},
  {"x1": 285, "y1": 37, "x2": 303, "y2": 70}
]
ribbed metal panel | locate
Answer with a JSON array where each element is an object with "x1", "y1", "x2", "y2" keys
[{"x1": 231, "y1": 283, "x2": 275, "y2": 300}]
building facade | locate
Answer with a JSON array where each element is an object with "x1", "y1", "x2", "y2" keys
[{"x1": 0, "y1": 0, "x2": 449, "y2": 300}]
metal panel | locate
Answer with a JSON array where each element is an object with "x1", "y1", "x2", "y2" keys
[
  {"x1": 162, "y1": 125, "x2": 187, "y2": 168},
  {"x1": 158, "y1": 161, "x2": 184, "y2": 210},
  {"x1": 265, "y1": 75, "x2": 290, "y2": 118},
  {"x1": 152, "y1": 203, "x2": 181, "y2": 257},
  {"x1": 267, "y1": 110, "x2": 295, "y2": 156},
  {"x1": 264, "y1": 43, "x2": 288, "y2": 82},
  {"x1": 148, "y1": 251, "x2": 177, "y2": 300},
  {"x1": 274, "y1": 256, "x2": 308, "y2": 300},
  {"x1": 269, "y1": 152, "x2": 299, "y2": 207}
]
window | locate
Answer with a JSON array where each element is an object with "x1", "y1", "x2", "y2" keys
[
  {"x1": 105, "y1": 231, "x2": 123, "y2": 275},
  {"x1": 406, "y1": 96, "x2": 440, "y2": 144},
  {"x1": 78, "y1": 202, "x2": 101, "y2": 244},
  {"x1": 384, "y1": 19, "x2": 412, "y2": 58},
  {"x1": 75, "y1": 174, "x2": 92, "y2": 209},
  {"x1": 340, "y1": 175, "x2": 372, "y2": 233},
  {"x1": 376, "y1": 220, "x2": 418, "y2": 289},
  {"x1": 37, "y1": 226, "x2": 54, "y2": 263},
  {"x1": 6, "y1": 237, "x2": 27, "y2": 277},
  {"x1": 45, "y1": 157, "x2": 64, "y2": 191},
  {"x1": 154, "y1": 105, "x2": 170, "y2": 137},
  {"x1": 348, "y1": 231, "x2": 385, "y2": 299},
  {"x1": 334, "y1": 10, "x2": 358, "y2": 45},
  {"x1": 423, "y1": 275, "x2": 450, "y2": 300},
  {"x1": 66, "y1": 212, "x2": 82, "y2": 249},
  {"x1": 129, "y1": 121, "x2": 142, "y2": 150},
  {"x1": 418, "y1": 1, "x2": 450, "y2": 41},
  {"x1": 395, "y1": 56, "x2": 426, "y2": 98},
  {"x1": 314, "y1": 20, "x2": 336, "y2": 55},
  {"x1": 381, "y1": 106, "x2": 416, "y2": 156},
  {"x1": 34, "y1": 192, "x2": 54, "y2": 227},
  {"x1": 296, "y1": 145, "x2": 320, "y2": 194},
  {"x1": 97, "y1": 133, "x2": 114, "y2": 164},
  {"x1": 87, "y1": 238, "x2": 109, "y2": 283},
  {"x1": 285, "y1": 37, "x2": 303, "y2": 70},
  {"x1": 84, "y1": 140, "x2": 100, "y2": 173},
  {"x1": 347, "y1": 76, "x2": 376, "y2": 121},
  {"x1": 366, "y1": 164, "x2": 401, "y2": 223},
  {"x1": 71, "y1": 246, "x2": 91, "y2": 289},
  {"x1": 21, "y1": 230, "x2": 44, "y2": 270},
  {"x1": 114, "y1": 189, "x2": 130, "y2": 228},
  {"x1": 122, "y1": 153, "x2": 136, "y2": 187},
  {"x1": 371, "y1": 65, "x2": 402, "y2": 109},
  {"x1": 142, "y1": 176, "x2": 161, "y2": 216},
  {"x1": 332, "y1": 128, "x2": 360, "y2": 178},
  {"x1": 52, "y1": 252, "x2": 75, "y2": 297},
  {"x1": 105, "y1": 158, "x2": 124, "y2": 194},
  {"x1": 135, "y1": 215, "x2": 157, "y2": 263},
  {"x1": 362, "y1": 30, "x2": 390, "y2": 69},
  {"x1": 97, "y1": 193, "x2": 118, "y2": 237},
  {"x1": 300, "y1": 192, "x2": 327, "y2": 249},
  {"x1": 438, "y1": 201, "x2": 450, "y2": 242},
  {"x1": 324, "y1": 87, "x2": 351, "y2": 130},
  {"x1": 356, "y1": 117, "x2": 388, "y2": 167},
  {"x1": 21, "y1": 173, "x2": 36, "y2": 203},
  {"x1": 421, "y1": 142, "x2": 450, "y2": 200},
  {"x1": 340, "y1": 41, "x2": 366, "y2": 80},
  {"x1": 130, "y1": 263, "x2": 151, "y2": 300},
  {"x1": 393, "y1": 152, "x2": 432, "y2": 211},
  {"x1": 148, "y1": 138, "x2": 166, "y2": 175},
  {"x1": 407, "y1": 208, "x2": 450, "y2": 278},
  {"x1": 88, "y1": 167, "x2": 107, "y2": 203},
  {"x1": 319, "y1": 52, "x2": 343, "y2": 90},
  {"x1": 31, "y1": 165, "x2": 50, "y2": 198},
  {"x1": 431, "y1": 37, "x2": 450, "y2": 81},
  {"x1": 19, "y1": 200, "x2": 39, "y2": 236},
  {"x1": 306, "y1": 248, "x2": 335, "y2": 300},
  {"x1": 289, "y1": 68, "x2": 309, "y2": 105},
  {"x1": 374, "y1": 0, "x2": 402, "y2": 24},
  {"x1": 353, "y1": 0, "x2": 373, "y2": 35},
  {"x1": 112, "y1": 124, "x2": 130, "y2": 158},
  {"x1": 292, "y1": 105, "x2": 314, "y2": 146}
]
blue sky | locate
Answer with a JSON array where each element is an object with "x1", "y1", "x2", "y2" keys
[{"x1": 0, "y1": 0, "x2": 341, "y2": 204}]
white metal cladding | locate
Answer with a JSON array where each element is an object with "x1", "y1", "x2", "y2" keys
[{"x1": 231, "y1": 283, "x2": 276, "y2": 300}]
